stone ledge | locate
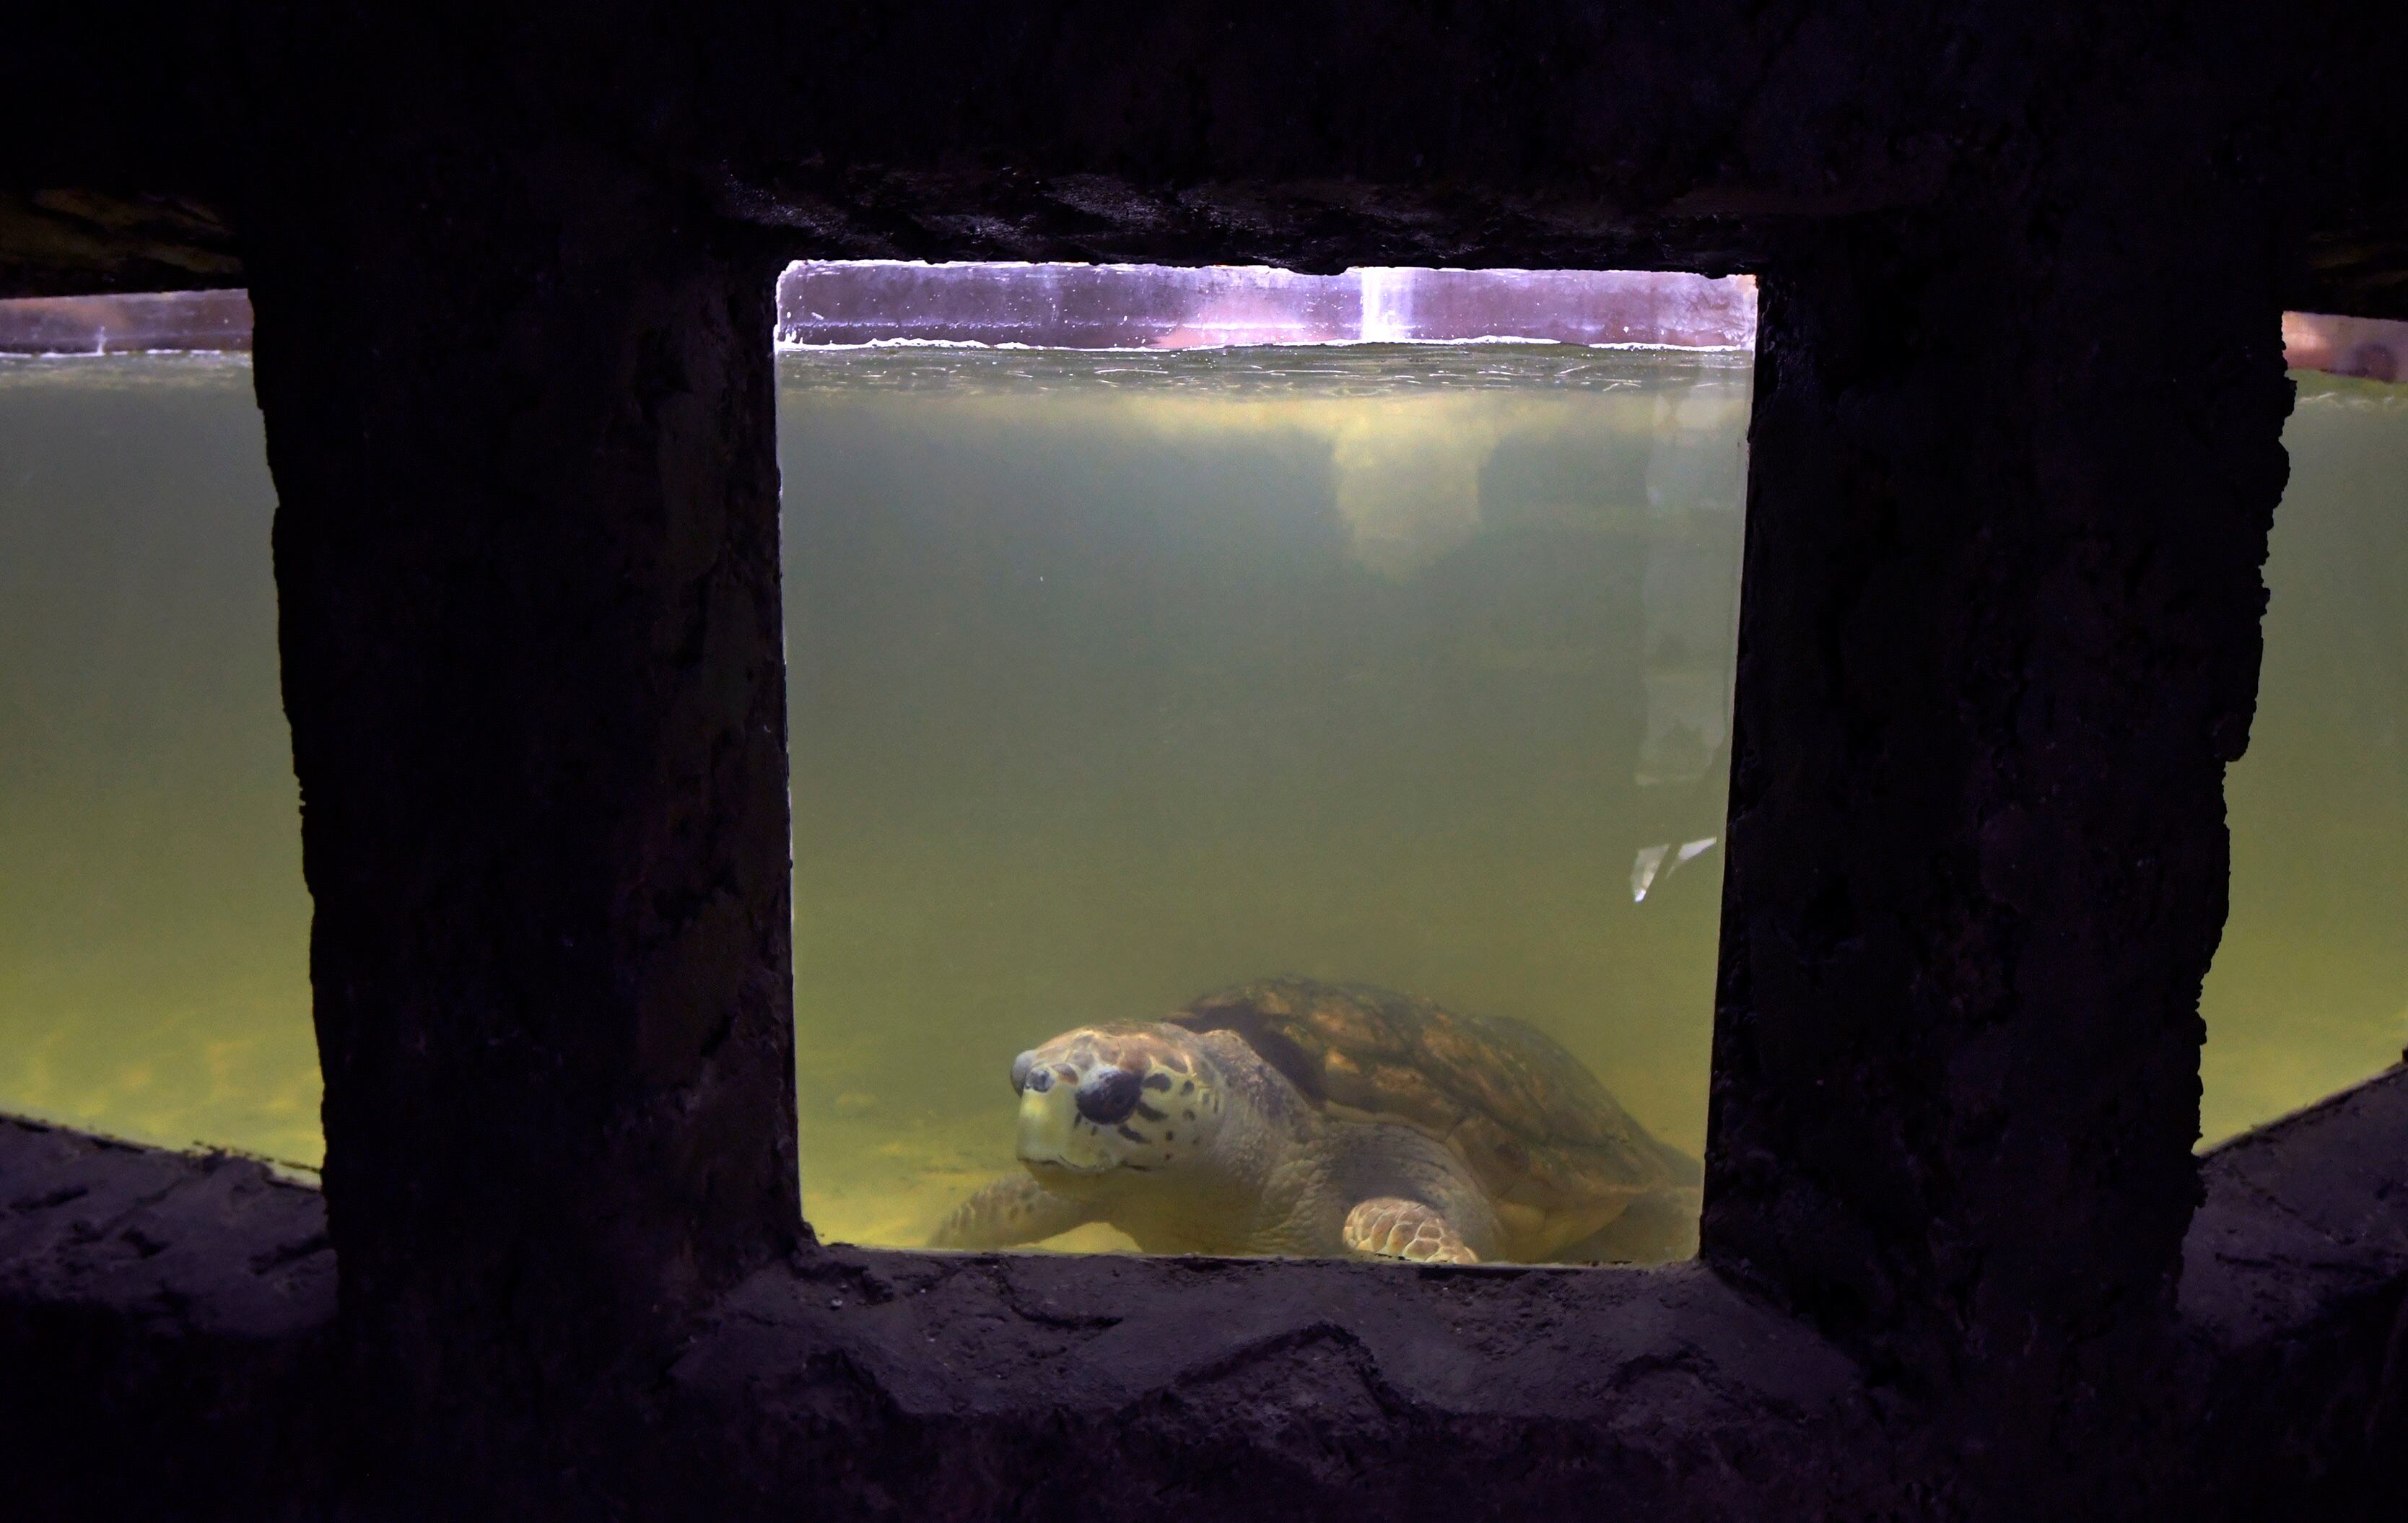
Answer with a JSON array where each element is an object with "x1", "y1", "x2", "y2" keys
[
  {"x1": 2184, "y1": 1063, "x2": 2408, "y2": 1346},
  {"x1": 0, "y1": 1117, "x2": 338, "y2": 1517},
  {"x1": 2180, "y1": 1066, "x2": 2408, "y2": 1515},
  {"x1": 4, "y1": 1071, "x2": 2405, "y2": 1516},
  {"x1": 0, "y1": 1117, "x2": 333, "y2": 1339},
  {"x1": 661, "y1": 1251, "x2": 1884, "y2": 1517}
]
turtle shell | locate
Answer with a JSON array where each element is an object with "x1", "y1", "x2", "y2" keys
[{"x1": 1170, "y1": 977, "x2": 1701, "y2": 1253}]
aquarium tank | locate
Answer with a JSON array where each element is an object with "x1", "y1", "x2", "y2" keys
[
  {"x1": 775, "y1": 263, "x2": 1749, "y2": 1261},
  {"x1": 0, "y1": 346, "x2": 319, "y2": 1166},
  {"x1": 2197, "y1": 339, "x2": 2408, "y2": 1144},
  {"x1": 0, "y1": 278, "x2": 2393, "y2": 1264}
]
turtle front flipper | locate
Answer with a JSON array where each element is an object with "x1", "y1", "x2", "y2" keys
[
  {"x1": 930, "y1": 1175, "x2": 1096, "y2": 1250},
  {"x1": 1342, "y1": 1197, "x2": 1478, "y2": 1265}
]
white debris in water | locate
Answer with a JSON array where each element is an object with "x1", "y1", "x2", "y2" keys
[
  {"x1": 1631, "y1": 844, "x2": 1671, "y2": 902},
  {"x1": 1632, "y1": 837, "x2": 1719, "y2": 902}
]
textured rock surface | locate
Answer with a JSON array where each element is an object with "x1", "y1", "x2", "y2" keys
[
  {"x1": 7, "y1": 1071, "x2": 2404, "y2": 1516},
  {"x1": 663, "y1": 1252, "x2": 1879, "y2": 1519},
  {"x1": 0, "y1": 1118, "x2": 334, "y2": 1517},
  {"x1": 2182, "y1": 1067, "x2": 2408, "y2": 1516},
  {"x1": 1709, "y1": 162, "x2": 2292, "y2": 1517},
  {"x1": 245, "y1": 151, "x2": 805, "y2": 1457},
  {"x1": 0, "y1": 1119, "x2": 331, "y2": 1337}
]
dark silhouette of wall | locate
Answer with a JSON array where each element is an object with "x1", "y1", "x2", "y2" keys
[{"x1": 3, "y1": 2, "x2": 2405, "y2": 1517}]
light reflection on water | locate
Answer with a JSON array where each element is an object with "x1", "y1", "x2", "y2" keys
[{"x1": 0, "y1": 351, "x2": 2396, "y2": 1249}]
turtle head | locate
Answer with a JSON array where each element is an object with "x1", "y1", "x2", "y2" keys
[{"x1": 1008, "y1": 1023, "x2": 1225, "y2": 1192}]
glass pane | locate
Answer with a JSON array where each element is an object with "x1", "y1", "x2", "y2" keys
[
  {"x1": 9, "y1": 291, "x2": 2401, "y2": 1240},
  {"x1": 0, "y1": 353, "x2": 319, "y2": 1165},
  {"x1": 782, "y1": 339, "x2": 1750, "y2": 1261},
  {"x1": 0, "y1": 278, "x2": 1755, "y2": 1272},
  {"x1": 2202, "y1": 365, "x2": 2408, "y2": 1143}
]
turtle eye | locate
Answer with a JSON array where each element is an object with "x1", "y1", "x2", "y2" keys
[
  {"x1": 1011, "y1": 1052, "x2": 1037, "y2": 1094},
  {"x1": 1075, "y1": 1068, "x2": 1141, "y2": 1126}
]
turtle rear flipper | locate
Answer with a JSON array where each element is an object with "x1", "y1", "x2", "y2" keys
[
  {"x1": 1343, "y1": 1197, "x2": 1478, "y2": 1264},
  {"x1": 930, "y1": 1176, "x2": 1095, "y2": 1250}
]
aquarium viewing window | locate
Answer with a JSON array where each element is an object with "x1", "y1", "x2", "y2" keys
[
  {"x1": 4, "y1": 287, "x2": 2404, "y2": 1261},
  {"x1": 2199, "y1": 321, "x2": 2408, "y2": 1144},
  {"x1": 775, "y1": 261, "x2": 1755, "y2": 1264},
  {"x1": 0, "y1": 327, "x2": 315, "y2": 1167}
]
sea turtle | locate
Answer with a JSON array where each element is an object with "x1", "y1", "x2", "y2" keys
[{"x1": 930, "y1": 977, "x2": 1703, "y2": 1265}]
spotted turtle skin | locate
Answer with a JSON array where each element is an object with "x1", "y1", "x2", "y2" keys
[
  {"x1": 932, "y1": 976, "x2": 1702, "y2": 1265},
  {"x1": 1170, "y1": 978, "x2": 1703, "y2": 1262}
]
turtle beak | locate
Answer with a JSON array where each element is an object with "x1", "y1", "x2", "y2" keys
[{"x1": 1016, "y1": 1074, "x2": 1116, "y2": 1175}]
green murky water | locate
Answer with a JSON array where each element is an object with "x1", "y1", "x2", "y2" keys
[
  {"x1": 2199, "y1": 375, "x2": 2408, "y2": 1138},
  {"x1": 778, "y1": 345, "x2": 1747, "y2": 1249},
  {"x1": 1, "y1": 350, "x2": 2396, "y2": 1254},
  {"x1": 0, "y1": 356, "x2": 318, "y2": 1164}
]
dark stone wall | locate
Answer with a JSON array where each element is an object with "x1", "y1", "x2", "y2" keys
[
  {"x1": 1709, "y1": 100, "x2": 2293, "y2": 1511},
  {"x1": 0, "y1": 1121, "x2": 336, "y2": 1519},
  {"x1": 245, "y1": 137, "x2": 803, "y2": 1445},
  {"x1": 3, "y1": 0, "x2": 2407, "y2": 1517},
  {"x1": 9, "y1": 1068, "x2": 2404, "y2": 1518}
]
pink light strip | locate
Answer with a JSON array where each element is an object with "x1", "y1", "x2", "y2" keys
[
  {"x1": 773, "y1": 261, "x2": 1758, "y2": 351},
  {"x1": 3, "y1": 281, "x2": 2402, "y2": 383}
]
